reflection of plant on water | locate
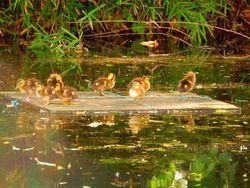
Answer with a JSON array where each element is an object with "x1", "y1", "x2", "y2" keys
[{"x1": 147, "y1": 148, "x2": 238, "y2": 188}]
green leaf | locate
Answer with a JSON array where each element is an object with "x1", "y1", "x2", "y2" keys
[
  {"x1": 192, "y1": 159, "x2": 205, "y2": 173},
  {"x1": 132, "y1": 22, "x2": 145, "y2": 34},
  {"x1": 122, "y1": 8, "x2": 133, "y2": 20},
  {"x1": 131, "y1": 38, "x2": 145, "y2": 52}
]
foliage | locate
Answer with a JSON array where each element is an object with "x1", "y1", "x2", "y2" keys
[
  {"x1": 147, "y1": 162, "x2": 176, "y2": 188},
  {"x1": 189, "y1": 148, "x2": 237, "y2": 188},
  {"x1": 0, "y1": 0, "x2": 239, "y2": 56},
  {"x1": 146, "y1": 148, "x2": 238, "y2": 188}
]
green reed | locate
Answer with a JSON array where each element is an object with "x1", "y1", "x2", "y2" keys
[{"x1": 0, "y1": 0, "x2": 232, "y2": 56}]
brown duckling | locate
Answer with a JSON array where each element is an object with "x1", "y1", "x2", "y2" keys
[
  {"x1": 47, "y1": 73, "x2": 64, "y2": 91},
  {"x1": 35, "y1": 84, "x2": 58, "y2": 105},
  {"x1": 92, "y1": 73, "x2": 116, "y2": 96},
  {"x1": 16, "y1": 78, "x2": 44, "y2": 99},
  {"x1": 57, "y1": 85, "x2": 79, "y2": 105},
  {"x1": 129, "y1": 81, "x2": 145, "y2": 102},
  {"x1": 128, "y1": 75, "x2": 151, "y2": 91},
  {"x1": 36, "y1": 82, "x2": 78, "y2": 105},
  {"x1": 178, "y1": 71, "x2": 196, "y2": 93}
]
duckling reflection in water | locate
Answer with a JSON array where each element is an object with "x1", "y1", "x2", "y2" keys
[
  {"x1": 92, "y1": 73, "x2": 116, "y2": 96},
  {"x1": 16, "y1": 78, "x2": 44, "y2": 100},
  {"x1": 128, "y1": 114, "x2": 149, "y2": 134},
  {"x1": 178, "y1": 71, "x2": 196, "y2": 95},
  {"x1": 177, "y1": 114, "x2": 195, "y2": 133},
  {"x1": 129, "y1": 81, "x2": 145, "y2": 102},
  {"x1": 94, "y1": 114, "x2": 115, "y2": 126},
  {"x1": 128, "y1": 75, "x2": 151, "y2": 92}
]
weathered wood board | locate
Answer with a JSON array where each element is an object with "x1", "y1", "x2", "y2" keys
[{"x1": 0, "y1": 91, "x2": 241, "y2": 115}]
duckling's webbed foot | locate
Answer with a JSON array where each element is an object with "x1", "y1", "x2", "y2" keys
[
  {"x1": 99, "y1": 90, "x2": 105, "y2": 96},
  {"x1": 137, "y1": 99, "x2": 143, "y2": 105},
  {"x1": 43, "y1": 96, "x2": 50, "y2": 106},
  {"x1": 63, "y1": 101, "x2": 71, "y2": 105},
  {"x1": 26, "y1": 95, "x2": 32, "y2": 101}
]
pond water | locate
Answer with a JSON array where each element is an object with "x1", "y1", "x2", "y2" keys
[{"x1": 0, "y1": 52, "x2": 249, "y2": 188}]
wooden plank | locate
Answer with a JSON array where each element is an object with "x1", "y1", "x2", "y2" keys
[{"x1": 0, "y1": 91, "x2": 241, "y2": 115}]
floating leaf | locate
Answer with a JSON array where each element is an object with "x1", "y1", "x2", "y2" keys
[
  {"x1": 64, "y1": 146, "x2": 83, "y2": 151},
  {"x1": 59, "y1": 182, "x2": 68, "y2": 185},
  {"x1": 13, "y1": 146, "x2": 20, "y2": 151},
  {"x1": 87, "y1": 122, "x2": 102, "y2": 127},
  {"x1": 57, "y1": 165, "x2": 65, "y2": 170},
  {"x1": 23, "y1": 147, "x2": 34, "y2": 151},
  {"x1": 34, "y1": 158, "x2": 56, "y2": 167}
]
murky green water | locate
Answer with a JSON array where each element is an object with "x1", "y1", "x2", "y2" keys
[{"x1": 0, "y1": 53, "x2": 249, "y2": 187}]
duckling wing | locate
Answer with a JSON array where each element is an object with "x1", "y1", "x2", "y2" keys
[
  {"x1": 26, "y1": 78, "x2": 41, "y2": 87},
  {"x1": 47, "y1": 74, "x2": 64, "y2": 88},
  {"x1": 62, "y1": 86, "x2": 79, "y2": 99},
  {"x1": 44, "y1": 86, "x2": 57, "y2": 99},
  {"x1": 178, "y1": 79, "x2": 192, "y2": 92},
  {"x1": 127, "y1": 77, "x2": 143, "y2": 88},
  {"x1": 92, "y1": 77, "x2": 108, "y2": 90},
  {"x1": 26, "y1": 78, "x2": 43, "y2": 95}
]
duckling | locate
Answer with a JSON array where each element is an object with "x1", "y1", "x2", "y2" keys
[
  {"x1": 35, "y1": 82, "x2": 46, "y2": 97},
  {"x1": 57, "y1": 85, "x2": 79, "y2": 105},
  {"x1": 141, "y1": 75, "x2": 151, "y2": 91},
  {"x1": 92, "y1": 73, "x2": 116, "y2": 96},
  {"x1": 16, "y1": 78, "x2": 44, "y2": 99},
  {"x1": 35, "y1": 84, "x2": 57, "y2": 105},
  {"x1": 36, "y1": 81, "x2": 78, "y2": 105},
  {"x1": 129, "y1": 81, "x2": 145, "y2": 102},
  {"x1": 47, "y1": 73, "x2": 64, "y2": 91},
  {"x1": 128, "y1": 75, "x2": 151, "y2": 91},
  {"x1": 178, "y1": 71, "x2": 196, "y2": 93}
]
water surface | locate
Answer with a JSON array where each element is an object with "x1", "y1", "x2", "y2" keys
[{"x1": 0, "y1": 53, "x2": 249, "y2": 188}]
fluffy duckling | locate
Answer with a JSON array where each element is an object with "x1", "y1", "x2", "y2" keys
[
  {"x1": 35, "y1": 82, "x2": 47, "y2": 97},
  {"x1": 128, "y1": 75, "x2": 151, "y2": 91},
  {"x1": 16, "y1": 78, "x2": 44, "y2": 99},
  {"x1": 35, "y1": 84, "x2": 57, "y2": 105},
  {"x1": 47, "y1": 73, "x2": 64, "y2": 91},
  {"x1": 129, "y1": 81, "x2": 145, "y2": 102},
  {"x1": 36, "y1": 82, "x2": 78, "y2": 105},
  {"x1": 178, "y1": 71, "x2": 196, "y2": 93},
  {"x1": 92, "y1": 73, "x2": 116, "y2": 96},
  {"x1": 57, "y1": 85, "x2": 79, "y2": 105}
]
